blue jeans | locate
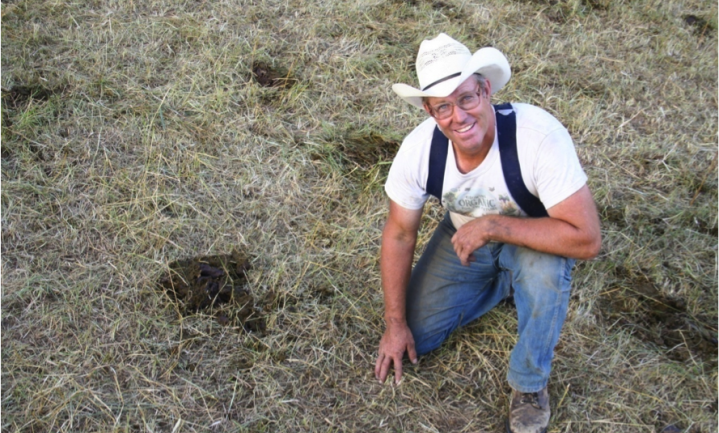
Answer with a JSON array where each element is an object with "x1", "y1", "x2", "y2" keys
[{"x1": 406, "y1": 213, "x2": 575, "y2": 393}]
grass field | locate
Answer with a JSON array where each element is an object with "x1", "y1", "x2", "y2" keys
[{"x1": 1, "y1": 0, "x2": 717, "y2": 432}]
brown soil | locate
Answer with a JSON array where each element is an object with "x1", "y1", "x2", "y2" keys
[
  {"x1": 683, "y1": 14, "x2": 716, "y2": 37},
  {"x1": 158, "y1": 250, "x2": 265, "y2": 332},
  {"x1": 1, "y1": 84, "x2": 60, "y2": 109},
  {"x1": 341, "y1": 132, "x2": 399, "y2": 169},
  {"x1": 598, "y1": 267, "x2": 717, "y2": 365},
  {"x1": 251, "y1": 61, "x2": 297, "y2": 89}
]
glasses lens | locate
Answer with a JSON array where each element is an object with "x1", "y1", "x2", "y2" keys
[
  {"x1": 459, "y1": 93, "x2": 480, "y2": 111},
  {"x1": 435, "y1": 109, "x2": 454, "y2": 120},
  {"x1": 434, "y1": 106, "x2": 452, "y2": 120}
]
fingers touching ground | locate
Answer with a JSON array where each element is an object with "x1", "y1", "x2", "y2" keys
[
  {"x1": 374, "y1": 352, "x2": 402, "y2": 385},
  {"x1": 375, "y1": 328, "x2": 418, "y2": 385}
]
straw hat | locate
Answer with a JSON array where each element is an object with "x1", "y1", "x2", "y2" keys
[{"x1": 392, "y1": 33, "x2": 511, "y2": 109}]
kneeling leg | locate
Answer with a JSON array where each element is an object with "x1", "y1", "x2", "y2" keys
[{"x1": 499, "y1": 245, "x2": 575, "y2": 393}]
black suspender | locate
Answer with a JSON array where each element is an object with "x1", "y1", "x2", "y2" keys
[
  {"x1": 426, "y1": 103, "x2": 549, "y2": 218},
  {"x1": 495, "y1": 103, "x2": 549, "y2": 218},
  {"x1": 426, "y1": 126, "x2": 449, "y2": 204}
]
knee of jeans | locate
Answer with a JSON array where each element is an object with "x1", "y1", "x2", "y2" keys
[
  {"x1": 505, "y1": 247, "x2": 573, "y2": 294},
  {"x1": 406, "y1": 313, "x2": 453, "y2": 356},
  {"x1": 410, "y1": 328, "x2": 446, "y2": 356}
]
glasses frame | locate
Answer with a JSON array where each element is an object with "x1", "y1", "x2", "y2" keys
[{"x1": 425, "y1": 86, "x2": 487, "y2": 120}]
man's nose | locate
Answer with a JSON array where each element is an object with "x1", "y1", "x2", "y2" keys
[{"x1": 451, "y1": 104, "x2": 469, "y2": 122}]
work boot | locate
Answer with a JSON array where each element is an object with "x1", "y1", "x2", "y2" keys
[{"x1": 506, "y1": 387, "x2": 550, "y2": 433}]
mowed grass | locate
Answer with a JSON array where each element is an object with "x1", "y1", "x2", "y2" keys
[{"x1": 1, "y1": 0, "x2": 716, "y2": 432}]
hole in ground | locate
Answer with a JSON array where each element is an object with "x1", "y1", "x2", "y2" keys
[
  {"x1": 158, "y1": 250, "x2": 265, "y2": 332},
  {"x1": 683, "y1": 14, "x2": 716, "y2": 38},
  {"x1": 251, "y1": 61, "x2": 298, "y2": 89}
]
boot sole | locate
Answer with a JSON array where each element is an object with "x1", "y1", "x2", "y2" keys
[{"x1": 505, "y1": 418, "x2": 547, "y2": 433}]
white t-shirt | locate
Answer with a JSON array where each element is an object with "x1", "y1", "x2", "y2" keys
[{"x1": 385, "y1": 103, "x2": 587, "y2": 229}]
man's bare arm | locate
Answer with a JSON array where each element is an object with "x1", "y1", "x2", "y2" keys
[
  {"x1": 374, "y1": 200, "x2": 423, "y2": 385},
  {"x1": 451, "y1": 185, "x2": 601, "y2": 265}
]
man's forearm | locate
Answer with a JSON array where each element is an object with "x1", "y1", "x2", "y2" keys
[
  {"x1": 380, "y1": 231, "x2": 417, "y2": 323},
  {"x1": 463, "y1": 213, "x2": 600, "y2": 260}
]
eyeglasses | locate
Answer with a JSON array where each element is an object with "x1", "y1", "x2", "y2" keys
[{"x1": 427, "y1": 89, "x2": 484, "y2": 120}]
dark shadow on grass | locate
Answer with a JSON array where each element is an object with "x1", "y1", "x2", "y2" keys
[{"x1": 598, "y1": 266, "x2": 718, "y2": 366}]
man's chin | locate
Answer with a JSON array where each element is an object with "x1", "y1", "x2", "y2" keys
[{"x1": 452, "y1": 138, "x2": 482, "y2": 151}]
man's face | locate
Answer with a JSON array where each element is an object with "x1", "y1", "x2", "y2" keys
[{"x1": 423, "y1": 77, "x2": 495, "y2": 158}]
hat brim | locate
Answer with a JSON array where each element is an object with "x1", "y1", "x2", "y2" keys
[{"x1": 393, "y1": 47, "x2": 511, "y2": 109}]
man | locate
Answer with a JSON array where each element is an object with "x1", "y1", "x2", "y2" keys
[{"x1": 374, "y1": 33, "x2": 601, "y2": 433}]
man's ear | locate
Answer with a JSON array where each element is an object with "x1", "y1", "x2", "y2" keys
[{"x1": 483, "y1": 79, "x2": 492, "y2": 98}]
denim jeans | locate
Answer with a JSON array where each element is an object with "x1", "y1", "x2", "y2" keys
[{"x1": 406, "y1": 213, "x2": 575, "y2": 393}]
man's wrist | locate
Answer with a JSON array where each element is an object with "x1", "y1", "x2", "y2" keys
[
  {"x1": 384, "y1": 316, "x2": 407, "y2": 326},
  {"x1": 479, "y1": 214, "x2": 502, "y2": 242}
]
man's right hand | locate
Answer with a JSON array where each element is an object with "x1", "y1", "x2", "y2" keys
[{"x1": 374, "y1": 320, "x2": 418, "y2": 385}]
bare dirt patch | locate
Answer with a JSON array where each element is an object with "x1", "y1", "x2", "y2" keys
[
  {"x1": 340, "y1": 132, "x2": 399, "y2": 168},
  {"x1": 598, "y1": 267, "x2": 717, "y2": 365},
  {"x1": 1, "y1": 84, "x2": 60, "y2": 109},
  {"x1": 251, "y1": 61, "x2": 298, "y2": 89},
  {"x1": 683, "y1": 14, "x2": 716, "y2": 38},
  {"x1": 157, "y1": 250, "x2": 265, "y2": 331}
]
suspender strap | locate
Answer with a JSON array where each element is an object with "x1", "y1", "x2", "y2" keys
[
  {"x1": 495, "y1": 103, "x2": 549, "y2": 217},
  {"x1": 427, "y1": 125, "x2": 449, "y2": 201}
]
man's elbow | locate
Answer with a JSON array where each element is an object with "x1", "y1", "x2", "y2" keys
[
  {"x1": 382, "y1": 220, "x2": 418, "y2": 248},
  {"x1": 578, "y1": 232, "x2": 602, "y2": 260}
]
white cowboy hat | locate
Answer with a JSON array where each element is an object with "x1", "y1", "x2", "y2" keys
[{"x1": 392, "y1": 33, "x2": 511, "y2": 109}]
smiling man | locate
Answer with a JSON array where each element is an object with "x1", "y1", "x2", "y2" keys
[{"x1": 374, "y1": 34, "x2": 601, "y2": 433}]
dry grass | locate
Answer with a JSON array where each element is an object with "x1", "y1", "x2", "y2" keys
[{"x1": 1, "y1": 0, "x2": 716, "y2": 432}]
